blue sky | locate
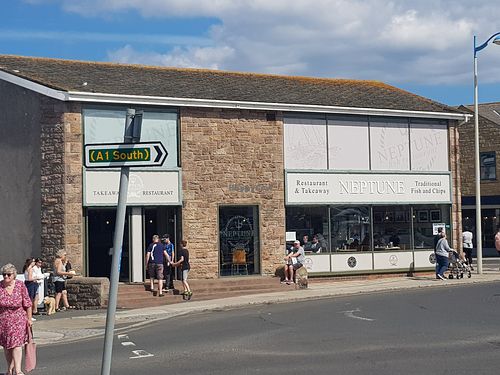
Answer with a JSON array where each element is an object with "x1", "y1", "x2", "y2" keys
[{"x1": 1, "y1": 0, "x2": 499, "y2": 106}]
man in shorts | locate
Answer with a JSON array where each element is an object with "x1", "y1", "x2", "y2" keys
[
  {"x1": 145, "y1": 234, "x2": 170, "y2": 297},
  {"x1": 284, "y1": 240, "x2": 305, "y2": 284}
]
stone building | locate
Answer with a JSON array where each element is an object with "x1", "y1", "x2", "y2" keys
[
  {"x1": 0, "y1": 55, "x2": 469, "y2": 280},
  {"x1": 457, "y1": 102, "x2": 500, "y2": 254}
]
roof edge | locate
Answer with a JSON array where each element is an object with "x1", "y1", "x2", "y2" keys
[
  {"x1": 68, "y1": 91, "x2": 470, "y2": 120},
  {"x1": 0, "y1": 70, "x2": 67, "y2": 101}
]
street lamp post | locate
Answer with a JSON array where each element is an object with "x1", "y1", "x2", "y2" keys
[{"x1": 473, "y1": 32, "x2": 500, "y2": 274}]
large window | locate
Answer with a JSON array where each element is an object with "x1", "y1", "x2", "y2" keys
[
  {"x1": 330, "y1": 206, "x2": 370, "y2": 251},
  {"x1": 372, "y1": 205, "x2": 411, "y2": 250},
  {"x1": 83, "y1": 107, "x2": 179, "y2": 169},
  {"x1": 285, "y1": 206, "x2": 329, "y2": 252},
  {"x1": 284, "y1": 114, "x2": 450, "y2": 172},
  {"x1": 219, "y1": 206, "x2": 260, "y2": 276},
  {"x1": 283, "y1": 117, "x2": 327, "y2": 169},
  {"x1": 480, "y1": 152, "x2": 496, "y2": 180},
  {"x1": 413, "y1": 205, "x2": 451, "y2": 249},
  {"x1": 328, "y1": 116, "x2": 369, "y2": 170}
]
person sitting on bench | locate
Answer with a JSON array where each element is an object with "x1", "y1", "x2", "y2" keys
[{"x1": 284, "y1": 240, "x2": 305, "y2": 284}]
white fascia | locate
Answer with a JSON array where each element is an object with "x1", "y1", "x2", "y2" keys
[{"x1": 0, "y1": 70, "x2": 470, "y2": 121}]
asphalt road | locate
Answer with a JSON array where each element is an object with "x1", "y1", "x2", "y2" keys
[{"x1": 32, "y1": 281, "x2": 500, "y2": 375}]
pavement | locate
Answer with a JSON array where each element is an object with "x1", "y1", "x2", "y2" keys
[{"x1": 32, "y1": 266, "x2": 500, "y2": 346}]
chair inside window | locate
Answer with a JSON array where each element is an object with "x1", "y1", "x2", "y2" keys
[{"x1": 231, "y1": 248, "x2": 248, "y2": 275}]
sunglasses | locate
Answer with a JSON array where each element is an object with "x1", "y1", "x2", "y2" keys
[{"x1": 2, "y1": 273, "x2": 13, "y2": 277}]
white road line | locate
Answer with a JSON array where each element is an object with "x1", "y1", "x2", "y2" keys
[
  {"x1": 117, "y1": 334, "x2": 129, "y2": 340},
  {"x1": 340, "y1": 308, "x2": 375, "y2": 321},
  {"x1": 121, "y1": 341, "x2": 136, "y2": 346},
  {"x1": 130, "y1": 350, "x2": 154, "y2": 359}
]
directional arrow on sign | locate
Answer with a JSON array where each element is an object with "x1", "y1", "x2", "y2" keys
[{"x1": 84, "y1": 142, "x2": 168, "y2": 168}]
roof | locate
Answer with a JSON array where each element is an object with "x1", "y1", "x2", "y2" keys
[
  {"x1": 0, "y1": 54, "x2": 462, "y2": 116},
  {"x1": 464, "y1": 102, "x2": 500, "y2": 125}
]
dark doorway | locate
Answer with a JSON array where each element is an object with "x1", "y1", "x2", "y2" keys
[{"x1": 87, "y1": 208, "x2": 130, "y2": 282}]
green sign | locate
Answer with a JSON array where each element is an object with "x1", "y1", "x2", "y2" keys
[{"x1": 84, "y1": 142, "x2": 167, "y2": 168}]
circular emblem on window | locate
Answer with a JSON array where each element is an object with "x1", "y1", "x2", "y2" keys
[
  {"x1": 221, "y1": 215, "x2": 254, "y2": 248},
  {"x1": 429, "y1": 253, "x2": 436, "y2": 264},
  {"x1": 347, "y1": 256, "x2": 357, "y2": 268},
  {"x1": 389, "y1": 254, "x2": 398, "y2": 266}
]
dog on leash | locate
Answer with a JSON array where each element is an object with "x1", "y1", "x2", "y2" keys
[{"x1": 43, "y1": 296, "x2": 56, "y2": 315}]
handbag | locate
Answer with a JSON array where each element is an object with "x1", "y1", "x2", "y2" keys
[{"x1": 25, "y1": 324, "x2": 37, "y2": 372}]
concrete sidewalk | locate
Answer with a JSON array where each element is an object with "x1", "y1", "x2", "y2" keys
[{"x1": 33, "y1": 270, "x2": 500, "y2": 346}]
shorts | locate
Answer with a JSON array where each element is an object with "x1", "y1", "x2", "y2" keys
[
  {"x1": 292, "y1": 263, "x2": 303, "y2": 270},
  {"x1": 148, "y1": 263, "x2": 164, "y2": 280},
  {"x1": 182, "y1": 269, "x2": 189, "y2": 281},
  {"x1": 24, "y1": 281, "x2": 39, "y2": 300},
  {"x1": 54, "y1": 280, "x2": 66, "y2": 293}
]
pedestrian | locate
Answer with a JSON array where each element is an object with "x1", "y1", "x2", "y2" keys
[
  {"x1": 171, "y1": 240, "x2": 191, "y2": 300},
  {"x1": 435, "y1": 231, "x2": 453, "y2": 280},
  {"x1": 495, "y1": 226, "x2": 500, "y2": 271},
  {"x1": 32, "y1": 258, "x2": 47, "y2": 316},
  {"x1": 462, "y1": 227, "x2": 473, "y2": 270},
  {"x1": 161, "y1": 234, "x2": 175, "y2": 292},
  {"x1": 52, "y1": 250, "x2": 76, "y2": 311},
  {"x1": 1, "y1": 263, "x2": 33, "y2": 375},
  {"x1": 433, "y1": 227, "x2": 444, "y2": 276},
  {"x1": 145, "y1": 234, "x2": 170, "y2": 297},
  {"x1": 22, "y1": 258, "x2": 38, "y2": 321},
  {"x1": 284, "y1": 240, "x2": 305, "y2": 284}
]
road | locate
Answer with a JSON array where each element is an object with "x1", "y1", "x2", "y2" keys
[{"x1": 33, "y1": 281, "x2": 500, "y2": 375}]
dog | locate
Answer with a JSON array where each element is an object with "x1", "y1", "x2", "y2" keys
[{"x1": 43, "y1": 296, "x2": 56, "y2": 315}]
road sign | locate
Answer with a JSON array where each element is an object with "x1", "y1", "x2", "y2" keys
[{"x1": 85, "y1": 142, "x2": 168, "y2": 168}]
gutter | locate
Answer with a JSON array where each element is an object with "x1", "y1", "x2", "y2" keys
[{"x1": 0, "y1": 70, "x2": 470, "y2": 121}]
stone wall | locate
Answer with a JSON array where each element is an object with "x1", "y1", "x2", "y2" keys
[
  {"x1": 66, "y1": 277, "x2": 109, "y2": 309},
  {"x1": 449, "y1": 121, "x2": 462, "y2": 249},
  {"x1": 40, "y1": 99, "x2": 84, "y2": 271},
  {"x1": 459, "y1": 115, "x2": 500, "y2": 197},
  {"x1": 180, "y1": 108, "x2": 285, "y2": 278}
]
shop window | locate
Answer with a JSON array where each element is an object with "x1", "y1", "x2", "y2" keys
[
  {"x1": 219, "y1": 206, "x2": 260, "y2": 276},
  {"x1": 285, "y1": 206, "x2": 329, "y2": 252},
  {"x1": 327, "y1": 115, "x2": 369, "y2": 170},
  {"x1": 372, "y1": 206, "x2": 411, "y2": 250},
  {"x1": 330, "y1": 206, "x2": 370, "y2": 252},
  {"x1": 410, "y1": 120, "x2": 449, "y2": 171},
  {"x1": 370, "y1": 118, "x2": 410, "y2": 171},
  {"x1": 413, "y1": 205, "x2": 450, "y2": 250},
  {"x1": 284, "y1": 117, "x2": 327, "y2": 169},
  {"x1": 480, "y1": 152, "x2": 496, "y2": 180}
]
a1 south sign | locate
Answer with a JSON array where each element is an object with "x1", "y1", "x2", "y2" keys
[{"x1": 84, "y1": 142, "x2": 168, "y2": 168}]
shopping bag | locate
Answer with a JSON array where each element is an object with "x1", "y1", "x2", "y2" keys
[{"x1": 25, "y1": 324, "x2": 37, "y2": 372}]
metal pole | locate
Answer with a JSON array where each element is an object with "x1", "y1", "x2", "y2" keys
[
  {"x1": 473, "y1": 36, "x2": 483, "y2": 274},
  {"x1": 101, "y1": 109, "x2": 136, "y2": 375}
]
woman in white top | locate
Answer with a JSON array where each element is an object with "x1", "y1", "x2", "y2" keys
[
  {"x1": 32, "y1": 258, "x2": 47, "y2": 315},
  {"x1": 462, "y1": 228, "x2": 473, "y2": 270}
]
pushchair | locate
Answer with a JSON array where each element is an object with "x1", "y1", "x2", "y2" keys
[{"x1": 448, "y1": 250, "x2": 472, "y2": 279}]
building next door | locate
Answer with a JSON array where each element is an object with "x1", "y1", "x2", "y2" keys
[
  {"x1": 86, "y1": 208, "x2": 130, "y2": 282},
  {"x1": 219, "y1": 205, "x2": 260, "y2": 276}
]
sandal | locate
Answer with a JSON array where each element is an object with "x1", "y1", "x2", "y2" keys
[
  {"x1": 67, "y1": 305, "x2": 76, "y2": 309},
  {"x1": 56, "y1": 307, "x2": 67, "y2": 312}
]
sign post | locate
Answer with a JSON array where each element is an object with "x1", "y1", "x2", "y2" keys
[
  {"x1": 85, "y1": 142, "x2": 167, "y2": 168},
  {"x1": 100, "y1": 109, "x2": 142, "y2": 375}
]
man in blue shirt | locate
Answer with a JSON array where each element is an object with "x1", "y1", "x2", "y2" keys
[
  {"x1": 162, "y1": 234, "x2": 175, "y2": 291},
  {"x1": 145, "y1": 234, "x2": 169, "y2": 297}
]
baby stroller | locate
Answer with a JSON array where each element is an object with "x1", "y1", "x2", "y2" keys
[{"x1": 448, "y1": 250, "x2": 472, "y2": 279}]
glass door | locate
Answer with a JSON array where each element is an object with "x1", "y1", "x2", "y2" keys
[{"x1": 219, "y1": 206, "x2": 260, "y2": 276}]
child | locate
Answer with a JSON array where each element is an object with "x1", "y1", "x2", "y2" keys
[{"x1": 171, "y1": 239, "x2": 192, "y2": 300}]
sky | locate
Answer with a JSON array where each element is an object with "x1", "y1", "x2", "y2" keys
[{"x1": 1, "y1": 0, "x2": 499, "y2": 106}]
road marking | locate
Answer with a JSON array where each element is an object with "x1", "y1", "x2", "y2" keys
[
  {"x1": 118, "y1": 334, "x2": 129, "y2": 340},
  {"x1": 340, "y1": 308, "x2": 375, "y2": 321},
  {"x1": 121, "y1": 341, "x2": 136, "y2": 346},
  {"x1": 130, "y1": 350, "x2": 154, "y2": 359}
]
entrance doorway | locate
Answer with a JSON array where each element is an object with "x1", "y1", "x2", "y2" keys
[{"x1": 86, "y1": 208, "x2": 130, "y2": 282}]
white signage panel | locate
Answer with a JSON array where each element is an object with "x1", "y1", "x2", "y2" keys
[
  {"x1": 414, "y1": 250, "x2": 436, "y2": 268},
  {"x1": 84, "y1": 170, "x2": 181, "y2": 206},
  {"x1": 373, "y1": 251, "x2": 413, "y2": 270},
  {"x1": 303, "y1": 255, "x2": 330, "y2": 273},
  {"x1": 286, "y1": 172, "x2": 451, "y2": 204},
  {"x1": 331, "y1": 253, "x2": 373, "y2": 272}
]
